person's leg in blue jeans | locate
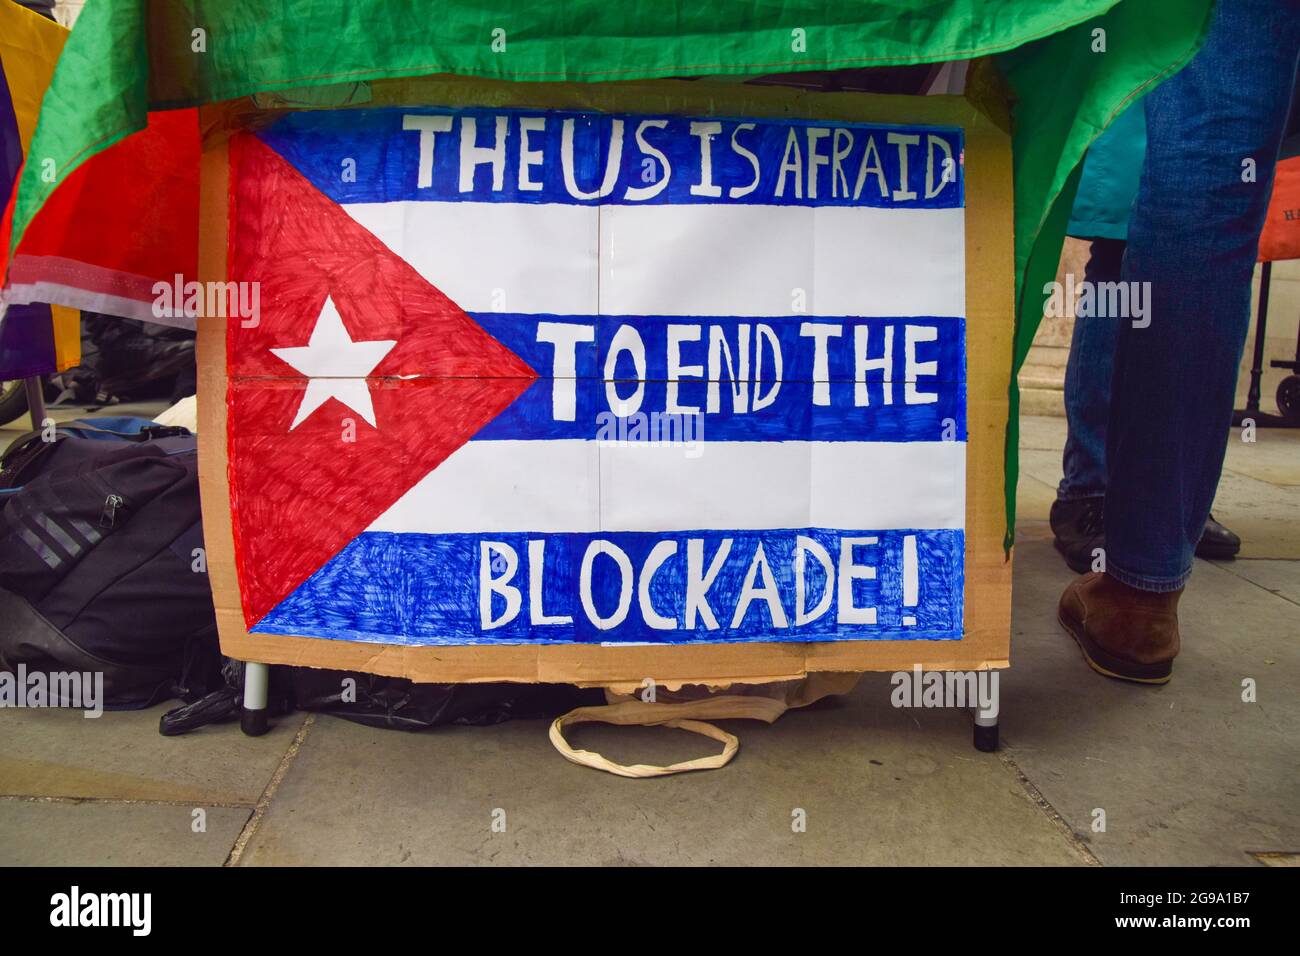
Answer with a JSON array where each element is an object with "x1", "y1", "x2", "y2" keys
[
  {"x1": 1061, "y1": 0, "x2": 1300, "y2": 682},
  {"x1": 1059, "y1": 238, "x2": 1125, "y2": 503},
  {"x1": 1053, "y1": 234, "x2": 1243, "y2": 571},
  {"x1": 1050, "y1": 239, "x2": 1123, "y2": 573}
]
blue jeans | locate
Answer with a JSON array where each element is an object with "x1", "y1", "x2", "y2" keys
[
  {"x1": 1058, "y1": 238, "x2": 1125, "y2": 501},
  {"x1": 1104, "y1": 0, "x2": 1300, "y2": 592}
]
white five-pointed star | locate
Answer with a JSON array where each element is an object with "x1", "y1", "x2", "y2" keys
[{"x1": 270, "y1": 296, "x2": 397, "y2": 430}]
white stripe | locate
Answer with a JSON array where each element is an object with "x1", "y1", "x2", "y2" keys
[
  {"x1": 344, "y1": 202, "x2": 599, "y2": 314},
  {"x1": 369, "y1": 440, "x2": 600, "y2": 534},
  {"x1": 343, "y1": 202, "x2": 963, "y2": 318},
  {"x1": 601, "y1": 204, "x2": 964, "y2": 317},
  {"x1": 4, "y1": 282, "x2": 196, "y2": 330},
  {"x1": 368, "y1": 439, "x2": 964, "y2": 534}
]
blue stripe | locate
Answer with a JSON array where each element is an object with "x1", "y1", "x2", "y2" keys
[
  {"x1": 0, "y1": 62, "x2": 23, "y2": 212},
  {"x1": 0, "y1": 301, "x2": 56, "y2": 378},
  {"x1": 473, "y1": 314, "x2": 966, "y2": 443},
  {"x1": 253, "y1": 528, "x2": 964, "y2": 645},
  {"x1": 260, "y1": 107, "x2": 963, "y2": 209}
]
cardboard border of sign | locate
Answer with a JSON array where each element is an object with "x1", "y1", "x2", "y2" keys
[{"x1": 197, "y1": 73, "x2": 1014, "y2": 687}]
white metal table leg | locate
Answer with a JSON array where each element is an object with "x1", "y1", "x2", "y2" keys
[
  {"x1": 973, "y1": 685, "x2": 999, "y2": 752},
  {"x1": 240, "y1": 661, "x2": 270, "y2": 736},
  {"x1": 972, "y1": 669, "x2": 1000, "y2": 752}
]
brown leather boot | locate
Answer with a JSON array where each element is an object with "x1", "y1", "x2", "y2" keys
[{"x1": 1058, "y1": 572, "x2": 1182, "y2": 684}]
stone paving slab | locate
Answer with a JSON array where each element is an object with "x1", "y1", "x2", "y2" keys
[
  {"x1": 0, "y1": 706, "x2": 304, "y2": 805},
  {"x1": 1003, "y1": 536, "x2": 1299, "y2": 866},
  {"x1": 1211, "y1": 558, "x2": 1300, "y2": 607},
  {"x1": 235, "y1": 680, "x2": 1086, "y2": 867},
  {"x1": 0, "y1": 800, "x2": 249, "y2": 866}
]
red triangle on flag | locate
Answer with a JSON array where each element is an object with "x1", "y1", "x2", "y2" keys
[{"x1": 226, "y1": 134, "x2": 535, "y2": 627}]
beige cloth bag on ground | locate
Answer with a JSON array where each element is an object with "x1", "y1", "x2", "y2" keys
[{"x1": 548, "y1": 673, "x2": 861, "y2": 778}]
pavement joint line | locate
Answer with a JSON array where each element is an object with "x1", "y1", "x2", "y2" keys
[
  {"x1": 0, "y1": 794, "x2": 255, "y2": 810},
  {"x1": 1207, "y1": 558, "x2": 1300, "y2": 609},
  {"x1": 224, "y1": 713, "x2": 316, "y2": 867},
  {"x1": 995, "y1": 745, "x2": 1102, "y2": 867}
]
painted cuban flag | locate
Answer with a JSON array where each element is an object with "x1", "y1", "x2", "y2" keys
[{"x1": 226, "y1": 105, "x2": 966, "y2": 646}]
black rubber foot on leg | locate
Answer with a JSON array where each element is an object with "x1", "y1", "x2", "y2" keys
[
  {"x1": 241, "y1": 707, "x2": 269, "y2": 737},
  {"x1": 973, "y1": 722, "x2": 998, "y2": 752}
]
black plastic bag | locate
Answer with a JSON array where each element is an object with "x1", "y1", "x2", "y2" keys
[
  {"x1": 290, "y1": 668, "x2": 603, "y2": 731},
  {"x1": 160, "y1": 662, "x2": 601, "y2": 735}
]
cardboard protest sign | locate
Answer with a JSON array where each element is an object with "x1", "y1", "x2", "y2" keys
[{"x1": 198, "y1": 78, "x2": 1013, "y2": 685}]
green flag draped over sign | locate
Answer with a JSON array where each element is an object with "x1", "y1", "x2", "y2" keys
[{"x1": 5, "y1": 0, "x2": 1213, "y2": 543}]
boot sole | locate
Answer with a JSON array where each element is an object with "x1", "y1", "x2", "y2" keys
[{"x1": 1057, "y1": 613, "x2": 1172, "y2": 685}]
